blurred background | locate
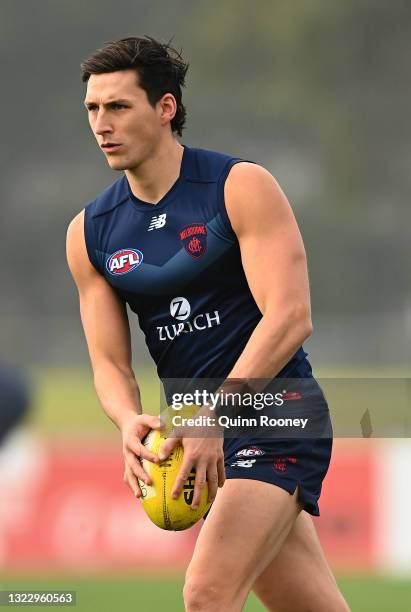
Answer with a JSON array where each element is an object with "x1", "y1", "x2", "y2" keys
[{"x1": 0, "y1": 0, "x2": 410, "y2": 610}]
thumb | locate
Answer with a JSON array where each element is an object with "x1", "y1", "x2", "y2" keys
[{"x1": 158, "y1": 436, "x2": 179, "y2": 461}]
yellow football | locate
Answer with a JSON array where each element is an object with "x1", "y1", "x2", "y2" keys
[{"x1": 138, "y1": 427, "x2": 212, "y2": 531}]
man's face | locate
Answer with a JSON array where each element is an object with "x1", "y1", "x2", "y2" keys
[{"x1": 84, "y1": 70, "x2": 162, "y2": 171}]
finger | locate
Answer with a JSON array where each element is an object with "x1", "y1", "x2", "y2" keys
[
  {"x1": 126, "y1": 438, "x2": 159, "y2": 464},
  {"x1": 192, "y1": 466, "x2": 207, "y2": 510},
  {"x1": 126, "y1": 451, "x2": 154, "y2": 485},
  {"x1": 139, "y1": 443, "x2": 161, "y2": 464},
  {"x1": 123, "y1": 466, "x2": 142, "y2": 498},
  {"x1": 171, "y1": 457, "x2": 193, "y2": 500},
  {"x1": 217, "y1": 456, "x2": 226, "y2": 488},
  {"x1": 206, "y1": 466, "x2": 219, "y2": 503},
  {"x1": 140, "y1": 414, "x2": 163, "y2": 430},
  {"x1": 158, "y1": 436, "x2": 180, "y2": 461}
]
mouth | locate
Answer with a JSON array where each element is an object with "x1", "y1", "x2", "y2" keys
[{"x1": 101, "y1": 143, "x2": 122, "y2": 153}]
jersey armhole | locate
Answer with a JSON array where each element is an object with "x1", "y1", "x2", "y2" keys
[
  {"x1": 217, "y1": 159, "x2": 254, "y2": 241},
  {"x1": 83, "y1": 206, "x2": 103, "y2": 275}
]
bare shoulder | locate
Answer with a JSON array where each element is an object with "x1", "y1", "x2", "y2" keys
[
  {"x1": 66, "y1": 209, "x2": 94, "y2": 287},
  {"x1": 66, "y1": 209, "x2": 85, "y2": 243},
  {"x1": 224, "y1": 162, "x2": 292, "y2": 236}
]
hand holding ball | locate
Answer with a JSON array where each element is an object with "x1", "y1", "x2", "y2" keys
[{"x1": 138, "y1": 427, "x2": 212, "y2": 531}]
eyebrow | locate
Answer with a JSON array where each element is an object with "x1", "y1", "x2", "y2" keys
[{"x1": 83, "y1": 98, "x2": 132, "y2": 108}]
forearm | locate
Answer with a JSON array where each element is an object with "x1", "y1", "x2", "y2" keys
[
  {"x1": 92, "y1": 360, "x2": 143, "y2": 430},
  {"x1": 227, "y1": 306, "x2": 312, "y2": 381}
]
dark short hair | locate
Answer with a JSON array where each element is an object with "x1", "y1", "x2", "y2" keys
[{"x1": 81, "y1": 36, "x2": 189, "y2": 136}]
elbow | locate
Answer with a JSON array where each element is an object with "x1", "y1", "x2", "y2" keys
[
  {"x1": 265, "y1": 302, "x2": 312, "y2": 345},
  {"x1": 292, "y1": 304, "x2": 313, "y2": 344},
  {"x1": 263, "y1": 302, "x2": 313, "y2": 349},
  {"x1": 300, "y1": 316, "x2": 313, "y2": 343},
  {"x1": 93, "y1": 360, "x2": 136, "y2": 386}
]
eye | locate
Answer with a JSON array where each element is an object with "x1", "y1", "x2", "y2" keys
[
  {"x1": 111, "y1": 103, "x2": 127, "y2": 110},
  {"x1": 86, "y1": 104, "x2": 98, "y2": 112}
]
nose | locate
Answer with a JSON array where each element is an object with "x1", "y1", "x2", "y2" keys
[{"x1": 94, "y1": 109, "x2": 113, "y2": 136}]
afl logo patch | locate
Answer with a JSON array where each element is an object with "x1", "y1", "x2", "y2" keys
[
  {"x1": 179, "y1": 223, "x2": 207, "y2": 259},
  {"x1": 106, "y1": 248, "x2": 143, "y2": 275}
]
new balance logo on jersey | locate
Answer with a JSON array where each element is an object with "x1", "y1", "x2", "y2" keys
[{"x1": 148, "y1": 214, "x2": 167, "y2": 231}]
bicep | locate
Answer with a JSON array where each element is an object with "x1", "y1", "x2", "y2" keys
[
  {"x1": 66, "y1": 211, "x2": 132, "y2": 372},
  {"x1": 225, "y1": 164, "x2": 310, "y2": 316}
]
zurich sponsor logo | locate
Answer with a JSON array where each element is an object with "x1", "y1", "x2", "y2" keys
[
  {"x1": 170, "y1": 297, "x2": 191, "y2": 320},
  {"x1": 106, "y1": 248, "x2": 143, "y2": 275},
  {"x1": 157, "y1": 296, "x2": 221, "y2": 341},
  {"x1": 235, "y1": 447, "x2": 265, "y2": 458}
]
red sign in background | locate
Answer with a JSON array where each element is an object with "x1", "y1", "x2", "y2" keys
[
  {"x1": 315, "y1": 439, "x2": 375, "y2": 571},
  {"x1": 0, "y1": 438, "x2": 374, "y2": 573}
]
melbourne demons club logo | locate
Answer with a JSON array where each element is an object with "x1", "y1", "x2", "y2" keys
[
  {"x1": 273, "y1": 456, "x2": 298, "y2": 473},
  {"x1": 106, "y1": 248, "x2": 143, "y2": 275},
  {"x1": 179, "y1": 223, "x2": 207, "y2": 259}
]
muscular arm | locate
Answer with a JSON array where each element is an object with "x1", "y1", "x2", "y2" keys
[
  {"x1": 66, "y1": 211, "x2": 141, "y2": 429},
  {"x1": 160, "y1": 164, "x2": 311, "y2": 503},
  {"x1": 66, "y1": 211, "x2": 160, "y2": 496},
  {"x1": 225, "y1": 163, "x2": 312, "y2": 380}
]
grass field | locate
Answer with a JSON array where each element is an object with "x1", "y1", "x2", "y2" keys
[
  {"x1": 28, "y1": 366, "x2": 159, "y2": 434},
  {"x1": 1, "y1": 575, "x2": 411, "y2": 611}
]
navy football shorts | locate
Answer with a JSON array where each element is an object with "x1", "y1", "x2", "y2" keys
[{"x1": 222, "y1": 377, "x2": 333, "y2": 517}]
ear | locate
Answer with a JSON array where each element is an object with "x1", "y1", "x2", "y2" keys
[{"x1": 158, "y1": 93, "x2": 177, "y2": 127}]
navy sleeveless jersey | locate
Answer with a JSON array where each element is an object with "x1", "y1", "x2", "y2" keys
[{"x1": 84, "y1": 145, "x2": 310, "y2": 381}]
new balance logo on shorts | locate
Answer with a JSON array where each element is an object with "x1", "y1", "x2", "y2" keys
[
  {"x1": 148, "y1": 214, "x2": 167, "y2": 231},
  {"x1": 230, "y1": 459, "x2": 256, "y2": 468}
]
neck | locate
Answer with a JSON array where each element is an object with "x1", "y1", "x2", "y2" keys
[{"x1": 125, "y1": 137, "x2": 184, "y2": 204}]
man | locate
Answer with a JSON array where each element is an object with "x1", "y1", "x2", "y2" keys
[{"x1": 67, "y1": 37, "x2": 349, "y2": 611}]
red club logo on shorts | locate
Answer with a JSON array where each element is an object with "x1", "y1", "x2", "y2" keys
[
  {"x1": 179, "y1": 223, "x2": 207, "y2": 259},
  {"x1": 283, "y1": 391, "x2": 303, "y2": 401},
  {"x1": 106, "y1": 248, "x2": 143, "y2": 275},
  {"x1": 273, "y1": 456, "x2": 298, "y2": 473}
]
